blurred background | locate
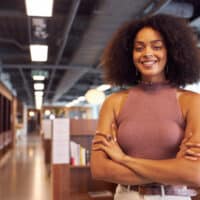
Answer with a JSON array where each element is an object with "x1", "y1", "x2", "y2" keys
[{"x1": 0, "y1": 1, "x2": 200, "y2": 200}]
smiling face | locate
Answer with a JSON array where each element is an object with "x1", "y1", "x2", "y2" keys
[{"x1": 133, "y1": 27, "x2": 167, "y2": 82}]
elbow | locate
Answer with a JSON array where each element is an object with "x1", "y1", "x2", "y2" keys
[
  {"x1": 181, "y1": 164, "x2": 200, "y2": 187},
  {"x1": 90, "y1": 156, "x2": 107, "y2": 181},
  {"x1": 91, "y1": 165, "x2": 103, "y2": 180},
  {"x1": 188, "y1": 170, "x2": 200, "y2": 187},
  {"x1": 90, "y1": 160, "x2": 101, "y2": 180}
]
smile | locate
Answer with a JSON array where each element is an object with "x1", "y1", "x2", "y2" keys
[{"x1": 140, "y1": 60, "x2": 157, "y2": 67}]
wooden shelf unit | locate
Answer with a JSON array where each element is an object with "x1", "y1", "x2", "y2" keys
[
  {"x1": 52, "y1": 118, "x2": 116, "y2": 200},
  {"x1": 0, "y1": 82, "x2": 16, "y2": 159}
]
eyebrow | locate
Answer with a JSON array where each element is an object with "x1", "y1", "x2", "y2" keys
[{"x1": 134, "y1": 40, "x2": 164, "y2": 45}]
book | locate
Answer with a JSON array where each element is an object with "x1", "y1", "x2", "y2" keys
[{"x1": 88, "y1": 190, "x2": 113, "y2": 198}]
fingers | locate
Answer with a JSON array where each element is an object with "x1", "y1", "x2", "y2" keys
[
  {"x1": 95, "y1": 125, "x2": 118, "y2": 143},
  {"x1": 185, "y1": 148, "x2": 200, "y2": 157},
  {"x1": 185, "y1": 142, "x2": 200, "y2": 148},
  {"x1": 92, "y1": 136, "x2": 110, "y2": 147},
  {"x1": 95, "y1": 131, "x2": 107, "y2": 138},
  {"x1": 184, "y1": 155, "x2": 198, "y2": 161},
  {"x1": 95, "y1": 131, "x2": 114, "y2": 141},
  {"x1": 183, "y1": 147, "x2": 200, "y2": 161},
  {"x1": 92, "y1": 143, "x2": 107, "y2": 152},
  {"x1": 93, "y1": 131, "x2": 116, "y2": 147},
  {"x1": 111, "y1": 123, "x2": 117, "y2": 142}
]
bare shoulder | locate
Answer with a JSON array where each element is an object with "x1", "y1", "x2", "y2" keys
[
  {"x1": 100, "y1": 89, "x2": 130, "y2": 119},
  {"x1": 105, "y1": 89, "x2": 129, "y2": 104},
  {"x1": 177, "y1": 88, "x2": 200, "y2": 102},
  {"x1": 97, "y1": 89, "x2": 129, "y2": 133},
  {"x1": 177, "y1": 88, "x2": 200, "y2": 116}
]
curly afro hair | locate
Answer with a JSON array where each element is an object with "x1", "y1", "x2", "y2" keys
[{"x1": 101, "y1": 14, "x2": 200, "y2": 87}]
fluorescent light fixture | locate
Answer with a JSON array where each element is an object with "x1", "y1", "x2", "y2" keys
[
  {"x1": 65, "y1": 98, "x2": 82, "y2": 107},
  {"x1": 32, "y1": 70, "x2": 48, "y2": 80},
  {"x1": 72, "y1": 99, "x2": 79, "y2": 105},
  {"x1": 96, "y1": 84, "x2": 111, "y2": 92},
  {"x1": 77, "y1": 96, "x2": 86, "y2": 102},
  {"x1": 33, "y1": 75, "x2": 45, "y2": 81},
  {"x1": 30, "y1": 44, "x2": 48, "y2": 62},
  {"x1": 65, "y1": 102, "x2": 73, "y2": 107},
  {"x1": 34, "y1": 91, "x2": 44, "y2": 96},
  {"x1": 35, "y1": 95, "x2": 43, "y2": 109},
  {"x1": 25, "y1": 0, "x2": 54, "y2": 17},
  {"x1": 34, "y1": 83, "x2": 44, "y2": 90}
]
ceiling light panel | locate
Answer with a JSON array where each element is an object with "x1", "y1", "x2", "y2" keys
[{"x1": 25, "y1": 0, "x2": 54, "y2": 17}]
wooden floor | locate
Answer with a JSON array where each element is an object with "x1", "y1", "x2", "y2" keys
[{"x1": 0, "y1": 134, "x2": 51, "y2": 200}]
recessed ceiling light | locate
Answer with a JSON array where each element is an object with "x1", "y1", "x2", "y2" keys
[
  {"x1": 25, "y1": 0, "x2": 54, "y2": 17},
  {"x1": 30, "y1": 44, "x2": 48, "y2": 62}
]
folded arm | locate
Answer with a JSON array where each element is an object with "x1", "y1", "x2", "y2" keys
[
  {"x1": 93, "y1": 93, "x2": 200, "y2": 187},
  {"x1": 91, "y1": 148, "x2": 151, "y2": 185},
  {"x1": 90, "y1": 92, "x2": 152, "y2": 185}
]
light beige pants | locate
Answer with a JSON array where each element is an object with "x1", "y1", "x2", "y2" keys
[{"x1": 114, "y1": 185, "x2": 191, "y2": 200}]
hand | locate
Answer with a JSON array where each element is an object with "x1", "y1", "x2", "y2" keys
[
  {"x1": 177, "y1": 132, "x2": 200, "y2": 160},
  {"x1": 92, "y1": 123, "x2": 126, "y2": 163},
  {"x1": 184, "y1": 142, "x2": 200, "y2": 160}
]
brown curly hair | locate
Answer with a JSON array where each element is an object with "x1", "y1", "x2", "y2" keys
[{"x1": 101, "y1": 14, "x2": 200, "y2": 87}]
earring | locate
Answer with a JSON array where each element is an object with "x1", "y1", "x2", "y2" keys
[{"x1": 135, "y1": 68, "x2": 138, "y2": 76}]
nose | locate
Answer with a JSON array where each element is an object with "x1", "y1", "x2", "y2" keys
[{"x1": 143, "y1": 46, "x2": 153, "y2": 58}]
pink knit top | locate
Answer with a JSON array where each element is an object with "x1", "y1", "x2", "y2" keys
[{"x1": 116, "y1": 83, "x2": 185, "y2": 159}]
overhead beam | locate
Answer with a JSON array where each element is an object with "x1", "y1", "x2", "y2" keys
[
  {"x1": 0, "y1": 10, "x2": 26, "y2": 18},
  {"x1": 18, "y1": 68, "x2": 33, "y2": 106},
  {"x1": 1, "y1": 64, "x2": 101, "y2": 73},
  {"x1": 0, "y1": 38, "x2": 28, "y2": 50},
  {"x1": 140, "y1": 0, "x2": 172, "y2": 16},
  {"x1": 55, "y1": 0, "x2": 82, "y2": 64},
  {"x1": 51, "y1": 68, "x2": 89, "y2": 103},
  {"x1": 44, "y1": 0, "x2": 82, "y2": 101},
  {"x1": 0, "y1": 9, "x2": 74, "y2": 18}
]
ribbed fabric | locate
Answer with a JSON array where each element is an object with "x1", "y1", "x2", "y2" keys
[{"x1": 116, "y1": 83, "x2": 185, "y2": 159}]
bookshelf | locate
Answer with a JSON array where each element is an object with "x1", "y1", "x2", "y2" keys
[
  {"x1": 70, "y1": 119, "x2": 115, "y2": 200},
  {"x1": 52, "y1": 118, "x2": 116, "y2": 200},
  {"x1": 0, "y1": 82, "x2": 16, "y2": 159}
]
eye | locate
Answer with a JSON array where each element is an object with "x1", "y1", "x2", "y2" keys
[
  {"x1": 134, "y1": 46, "x2": 144, "y2": 52},
  {"x1": 152, "y1": 46, "x2": 162, "y2": 50}
]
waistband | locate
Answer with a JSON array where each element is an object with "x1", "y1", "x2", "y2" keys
[{"x1": 120, "y1": 184, "x2": 197, "y2": 197}]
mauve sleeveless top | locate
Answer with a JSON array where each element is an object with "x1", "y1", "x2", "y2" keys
[{"x1": 116, "y1": 83, "x2": 185, "y2": 160}]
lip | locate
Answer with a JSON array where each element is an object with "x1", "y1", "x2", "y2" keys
[{"x1": 140, "y1": 60, "x2": 157, "y2": 68}]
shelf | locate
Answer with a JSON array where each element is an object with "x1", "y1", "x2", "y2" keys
[
  {"x1": 70, "y1": 165, "x2": 90, "y2": 169},
  {"x1": 70, "y1": 192, "x2": 113, "y2": 200}
]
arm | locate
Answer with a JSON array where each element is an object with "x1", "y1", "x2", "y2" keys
[
  {"x1": 120, "y1": 154, "x2": 200, "y2": 187},
  {"x1": 93, "y1": 93, "x2": 200, "y2": 187},
  {"x1": 90, "y1": 92, "x2": 152, "y2": 185}
]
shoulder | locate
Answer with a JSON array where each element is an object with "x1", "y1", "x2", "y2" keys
[
  {"x1": 177, "y1": 88, "x2": 200, "y2": 104},
  {"x1": 100, "y1": 89, "x2": 130, "y2": 117},
  {"x1": 96, "y1": 89, "x2": 130, "y2": 133},
  {"x1": 104, "y1": 89, "x2": 129, "y2": 105},
  {"x1": 177, "y1": 89, "x2": 200, "y2": 141},
  {"x1": 177, "y1": 88, "x2": 200, "y2": 118}
]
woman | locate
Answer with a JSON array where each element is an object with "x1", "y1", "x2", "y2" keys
[{"x1": 90, "y1": 14, "x2": 200, "y2": 200}]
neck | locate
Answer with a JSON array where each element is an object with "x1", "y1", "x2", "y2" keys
[{"x1": 141, "y1": 75, "x2": 166, "y2": 83}]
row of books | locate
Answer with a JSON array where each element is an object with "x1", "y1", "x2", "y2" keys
[{"x1": 70, "y1": 141, "x2": 90, "y2": 166}]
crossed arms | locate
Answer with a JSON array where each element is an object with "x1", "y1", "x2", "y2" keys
[{"x1": 90, "y1": 92, "x2": 200, "y2": 187}]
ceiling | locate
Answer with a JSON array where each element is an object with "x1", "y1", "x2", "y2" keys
[{"x1": 0, "y1": 0, "x2": 200, "y2": 107}]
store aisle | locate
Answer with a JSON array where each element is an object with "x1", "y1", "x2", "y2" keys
[{"x1": 0, "y1": 134, "x2": 51, "y2": 200}]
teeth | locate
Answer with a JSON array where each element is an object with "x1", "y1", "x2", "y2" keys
[{"x1": 142, "y1": 61, "x2": 156, "y2": 65}]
